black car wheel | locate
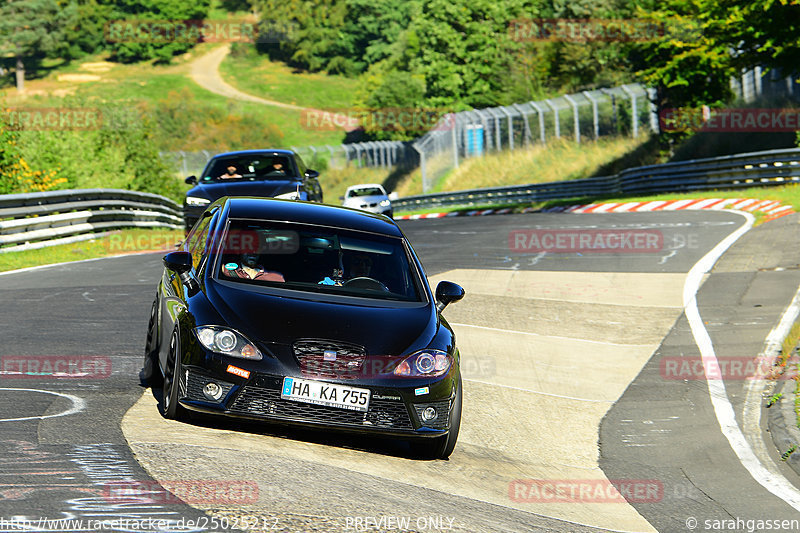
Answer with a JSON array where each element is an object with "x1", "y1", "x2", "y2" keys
[
  {"x1": 162, "y1": 328, "x2": 187, "y2": 420},
  {"x1": 414, "y1": 374, "x2": 462, "y2": 459},
  {"x1": 140, "y1": 299, "x2": 161, "y2": 386}
]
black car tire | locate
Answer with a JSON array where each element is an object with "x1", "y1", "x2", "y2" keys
[
  {"x1": 162, "y1": 327, "x2": 187, "y2": 421},
  {"x1": 413, "y1": 374, "x2": 462, "y2": 459},
  {"x1": 140, "y1": 299, "x2": 161, "y2": 386}
]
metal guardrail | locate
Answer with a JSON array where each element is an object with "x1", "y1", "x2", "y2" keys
[
  {"x1": 393, "y1": 148, "x2": 800, "y2": 212},
  {"x1": 0, "y1": 189, "x2": 183, "y2": 253}
]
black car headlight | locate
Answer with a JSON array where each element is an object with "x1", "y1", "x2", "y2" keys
[
  {"x1": 194, "y1": 326, "x2": 262, "y2": 360},
  {"x1": 185, "y1": 196, "x2": 211, "y2": 207},
  {"x1": 393, "y1": 350, "x2": 451, "y2": 377}
]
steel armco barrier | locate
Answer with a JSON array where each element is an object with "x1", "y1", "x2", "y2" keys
[
  {"x1": 392, "y1": 148, "x2": 800, "y2": 212},
  {"x1": 0, "y1": 189, "x2": 183, "y2": 253}
]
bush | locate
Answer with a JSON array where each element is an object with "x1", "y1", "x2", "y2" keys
[
  {"x1": 149, "y1": 88, "x2": 284, "y2": 151},
  {"x1": 1, "y1": 97, "x2": 183, "y2": 201}
]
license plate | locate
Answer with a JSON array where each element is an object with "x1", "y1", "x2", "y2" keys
[{"x1": 281, "y1": 377, "x2": 371, "y2": 412}]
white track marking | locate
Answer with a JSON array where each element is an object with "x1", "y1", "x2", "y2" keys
[
  {"x1": 0, "y1": 388, "x2": 86, "y2": 422},
  {"x1": 684, "y1": 211, "x2": 800, "y2": 510},
  {"x1": 741, "y1": 285, "x2": 800, "y2": 479}
]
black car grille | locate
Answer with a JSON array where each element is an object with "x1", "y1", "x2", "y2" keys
[
  {"x1": 292, "y1": 339, "x2": 367, "y2": 379},
  {"x1": 184, "y1": 369, "x2": 234, "y2": 403},
  {"x1": 413, "y1": 400, "x2": 452, "y2": 430},
  {"x1": 229, "y1": 385, "x2": 414, "y2": 430}
]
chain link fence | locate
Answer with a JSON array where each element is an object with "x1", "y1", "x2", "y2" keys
[
  {"x1": 161, "y1": 141, "x2": 418, "y2": 178},
  {"x1": 162, "y1": 69, "x2": 800, "y2": 193},
  {"x1": 413, "y1": 83, "x2": 658, "y2": 193}
]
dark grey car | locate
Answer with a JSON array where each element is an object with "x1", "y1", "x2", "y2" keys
[{"x1": 183, "y1": 149, "x2": 323, "y2": 230}]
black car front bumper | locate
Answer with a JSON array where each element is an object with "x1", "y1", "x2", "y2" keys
[{"x1": 178, "y1": 368, "x2": 453, "y2": 438}]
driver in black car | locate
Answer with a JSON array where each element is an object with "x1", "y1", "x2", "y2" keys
[
  {"x1": 348, "y1": 253, "x2": 372, "y2": 278},
  {"x1": 218, "y1": 164, "x2": 242, "y2": 180},
  {"x1": 318, "y1": 252, "x2": 373, "y2": 286}
]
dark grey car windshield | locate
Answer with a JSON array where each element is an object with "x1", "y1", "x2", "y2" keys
[
  {"x1": 202, "y1": 156, "x2": 293, "y2": 182},
  {"x1": 215, "y1": 219, "x2": 424, "y2": 302}
]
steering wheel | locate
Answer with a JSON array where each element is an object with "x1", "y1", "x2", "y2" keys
[{"x1": 343, "y1": 276, "x2": 389, "y2": 292}]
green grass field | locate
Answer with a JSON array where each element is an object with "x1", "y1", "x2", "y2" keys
[
  {"x1": 220, "y1": 47, "x2": 355, "y2": 111},
  {"x1": 2, "y1": 46, "x2": 349, "y2": 149}
]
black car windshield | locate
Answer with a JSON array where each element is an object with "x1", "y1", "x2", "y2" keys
[
  {"x1": 202, "y1": 156, "x2": 294, "y2": 182},
  {"x1": 348, "y1": 187, "x2": 384, "y2": 197},
  {"x1": 215, "y1": 219, "x2": 424, "y2": 302}
]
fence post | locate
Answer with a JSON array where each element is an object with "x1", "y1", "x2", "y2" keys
[
  {"x1": 563, "y1": 94, "x2": 580, "y2": 144},
  {"x1": 620, "y1": 85, "x2": 638, "y2": 138},
  {"x1": 512, "y1": 104, "x2": 532, "y2": 146},
  {"x1": 178, "y1": 151, "x2": 187, "y2": 176},
  {"x1": 500, "y1": 106, "x2": 514, "y2": 151},
  {"x1": 545, "y1": 99, "x2": 560, "y2": 139},
  {"x1": 754, "y1": 66, "x2": 763, "y2": 98},
  {"x1": 529, "y1": 102, "x2": 546, "y2": 145},
  {"x1": 341, "y1": 145, "x2": 351, "y2": 167},
  {"x1": 646, "y1": 87, "x2": 659, "y2": 133},
  {"x1": 582, "y1": 91, "x2": 599, "y2": 140},
  {"x1": 413, "y1": 144, "x2": 428, "y2": 193},
  {"x1": 450, "y1": 113, "x2": 459, "y2": 169}
]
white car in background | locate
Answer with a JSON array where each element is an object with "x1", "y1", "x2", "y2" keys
[{"x1": 340, "y1": 184, "x2": 394, "y2": 218}]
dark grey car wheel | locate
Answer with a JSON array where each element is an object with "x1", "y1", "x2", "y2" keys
[
  {"x1": 162, "y1": 328, "x2": 187, "y2": 420},
  {"x1": 140, "y1": 299, "x2": 161, "y2": 386}
]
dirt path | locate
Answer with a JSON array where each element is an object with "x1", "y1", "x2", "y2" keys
[{"x1": 188, "y1": 44, "x2": 358, "y2": 131}]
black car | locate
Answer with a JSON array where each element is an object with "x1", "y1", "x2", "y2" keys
[
  {"x1": 183, "y1": 149, "x2": 323, "y2": 230},
  {"x1": 142, "y1": 197, "x2": 466, "y2": 458}
]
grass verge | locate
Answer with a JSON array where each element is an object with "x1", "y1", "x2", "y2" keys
[
  {"x1": 0, "y1": 228, "x2": 184, "y2": 273},
  {"x1": 394, "y1": 136, "x2": 652, "y2": 198}
]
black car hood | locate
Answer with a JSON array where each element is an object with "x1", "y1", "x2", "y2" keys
[
  {"x1": 188, "y1": 180, "x2": 299, "y2": 200},
  {"x1": 205, "y1": 279, "x2": 436, "y2": 356}
]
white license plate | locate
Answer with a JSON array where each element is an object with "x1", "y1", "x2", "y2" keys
[{"x1": 281, "y1": 377, "x2": 371, "y2": 412}]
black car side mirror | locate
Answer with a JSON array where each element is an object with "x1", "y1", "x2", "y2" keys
[
  {"x1": 185, "y1": 175, "x2": 198, "y2": 185},
  {"x1": 435, "y1": 281, "x2": 465, "y2": 312},
  {"x1": 163, "y1": 251, "x2": 192, "y2": 274},
  {"x1": 163, "y1": 251, "x2": 198, "y2": 291},
  {"x1": 304, "y1": 169, "x2": 319, "y2": 179}
]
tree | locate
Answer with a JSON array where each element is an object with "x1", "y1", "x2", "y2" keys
[
  {"x1": 633, "y1": 0, "x2": 800, "y2": 112},
  {"x1": 0, "y1": 0, "x2": 77, "y2": 92},
  {"x1": 403, "y1": 0, "x2": 529, "y2": 108},
  {"x1": 107, "y1": 0, "x2": 211, "y2": 63}
]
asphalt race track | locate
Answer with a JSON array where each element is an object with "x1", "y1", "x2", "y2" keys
[{"x1": 2, "y1": 210, "x2": 800, "y2": 532}]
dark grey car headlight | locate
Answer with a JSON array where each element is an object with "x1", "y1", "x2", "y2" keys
[{"x1": 194, "y1": 326, "x2": 262, "y2": 360}]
